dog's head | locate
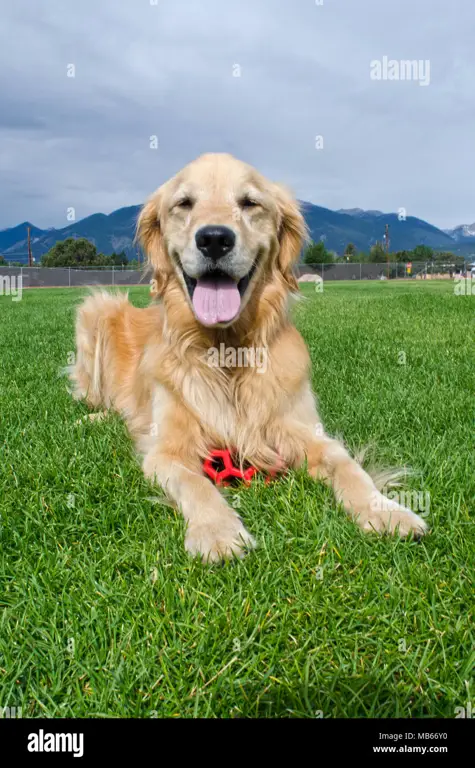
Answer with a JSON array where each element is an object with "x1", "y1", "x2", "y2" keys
[{"x1": 137, "y1": 153, "x2": 307, "y2": 328}]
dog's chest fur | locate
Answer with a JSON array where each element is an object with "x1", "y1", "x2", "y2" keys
[
  {"x1": 145, "y1": 323, "x2": 313, "y2": 467},
  {"x1": 148, "y1": 347, "x2": 284, "y2": 466},
  {"x1": 171, "y1": 359, "x2": 263, "y2": 444}
]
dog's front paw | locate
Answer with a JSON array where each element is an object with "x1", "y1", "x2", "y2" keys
[
  {"x1": 357, "y1": 493, "x2": 429, "y2": 538},
  {"x1": 185, "y1": 509, "x2": 256, "y2": 563}
]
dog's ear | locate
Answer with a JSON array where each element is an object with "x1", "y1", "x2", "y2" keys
[
  {"x1": 274, "y1": 184, "x2": 308, "y2": 292},
  {"x1": 136, "y1": 191, "x2": 170, "y2": 298}
]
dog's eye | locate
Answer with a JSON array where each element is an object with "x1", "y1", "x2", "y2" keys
[
  {"x1": 176, "y1": 197, "x2": 193, "y2": 210},
  {"x1": 240, "y1": 197, "x2": 259, "y2": 208}
]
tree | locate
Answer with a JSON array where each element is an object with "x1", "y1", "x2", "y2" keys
[
  {"x1": 303, "y1": 240, "x2": 334, "y2": 264},
  {"x1": 369, "y1": 242, "x2": 387, "y2": 263},
  {"x1": 0, "y1": 254, "x2": 6, "y2": 265},
  {"x1": 412, "y1": 245, "x2": 434, "y2": 262},
  {"x1": 110, "y1": 251, "x2": 128, "y2": 267},
  {"x1": 42, "y1": 238, "x2": 94, "y2": 266},
  {"x1": 344, "y1": 243, "x2": 357, "y2": 262},
  {"x1": 91, "y1": 251, "x2": 117, "y2": 267},
  {"x1": 434, "y1": 250, "x2": 461, "y2": 264},
  {"x1": 41, "y1": 238, "x2": 122, "y2": 267}
]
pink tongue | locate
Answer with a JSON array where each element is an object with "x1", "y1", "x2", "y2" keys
[{"x1": 192, "y1": 277, "x2": 241, "y2": 326}]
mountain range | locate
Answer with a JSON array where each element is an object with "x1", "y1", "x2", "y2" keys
[
  {"x1": 1, "y1": 202, "x2": 474, "y2": 263},
  {"x1": 443, "y1": 222, "x2": 475, "y2": 243}
]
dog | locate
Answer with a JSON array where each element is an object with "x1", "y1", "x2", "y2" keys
[{"x1": 69, "y1": 153, "x2": 427, "y2": 561}]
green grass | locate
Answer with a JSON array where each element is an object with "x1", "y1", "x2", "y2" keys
[{"x1": 0, "y1": 280, "x2": 473, "y2": 718}]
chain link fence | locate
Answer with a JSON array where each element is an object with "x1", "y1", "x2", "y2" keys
[
  {"x1": 0, "y1": 262, "x2": 469, "y2": 289},
  {"x1": 0, "y1": 266, "x2": 148, "y2": 288},
  {"x1": 296, "y1": 262, "x2": 467, "y2": 280}
]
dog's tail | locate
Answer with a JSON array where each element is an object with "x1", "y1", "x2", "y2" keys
[{"x1": 66, "y1": 290, "x2": 128, "y2": 407}]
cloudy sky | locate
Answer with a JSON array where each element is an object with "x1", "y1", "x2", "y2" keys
[{"x1": 0, "y1": 0, "x2": 473, "y2": 230}]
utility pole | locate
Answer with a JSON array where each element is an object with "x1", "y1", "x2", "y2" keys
[
  {"x1": 384, "y1": 224, "x2": 390, "y2": 279},
  {"x1": 27, "y1": 225, "x2": 33, "y2": 266}
]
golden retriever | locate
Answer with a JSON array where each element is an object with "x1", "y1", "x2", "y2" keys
[{"x1": 69, "y1": 153, "x2": 427, "y2": 561}]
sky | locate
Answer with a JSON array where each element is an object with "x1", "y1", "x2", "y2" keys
[{"x1": 0, "y1": 0, "x2": 474, "y2": 231}]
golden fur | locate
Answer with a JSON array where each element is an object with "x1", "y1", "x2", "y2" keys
[{"x1": 69, "y1": 153, "x2": 427, "y2": 561}]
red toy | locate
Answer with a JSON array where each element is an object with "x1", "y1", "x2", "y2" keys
[{"x1": 203, "y1": 449, "x2": 282, "y2": 486}]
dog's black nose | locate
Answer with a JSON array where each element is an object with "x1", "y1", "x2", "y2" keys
[{"x1": 195, "y1": 226, "x2": 236, "y2": 261}]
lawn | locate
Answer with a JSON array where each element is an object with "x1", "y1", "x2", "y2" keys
[{"x1": 0, "y1": 280, "x2": 473, "y2": 718}]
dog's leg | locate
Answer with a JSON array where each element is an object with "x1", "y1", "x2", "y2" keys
[
  {"x1": 141, "y1": 386, "x2": 255, "y2": 562},
  {"x1": 305, "y1": 433, "x2": 428, "y2": 537},
  {"x1": 143, "y1": 448, "x2": 256, "y2": 561}
]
